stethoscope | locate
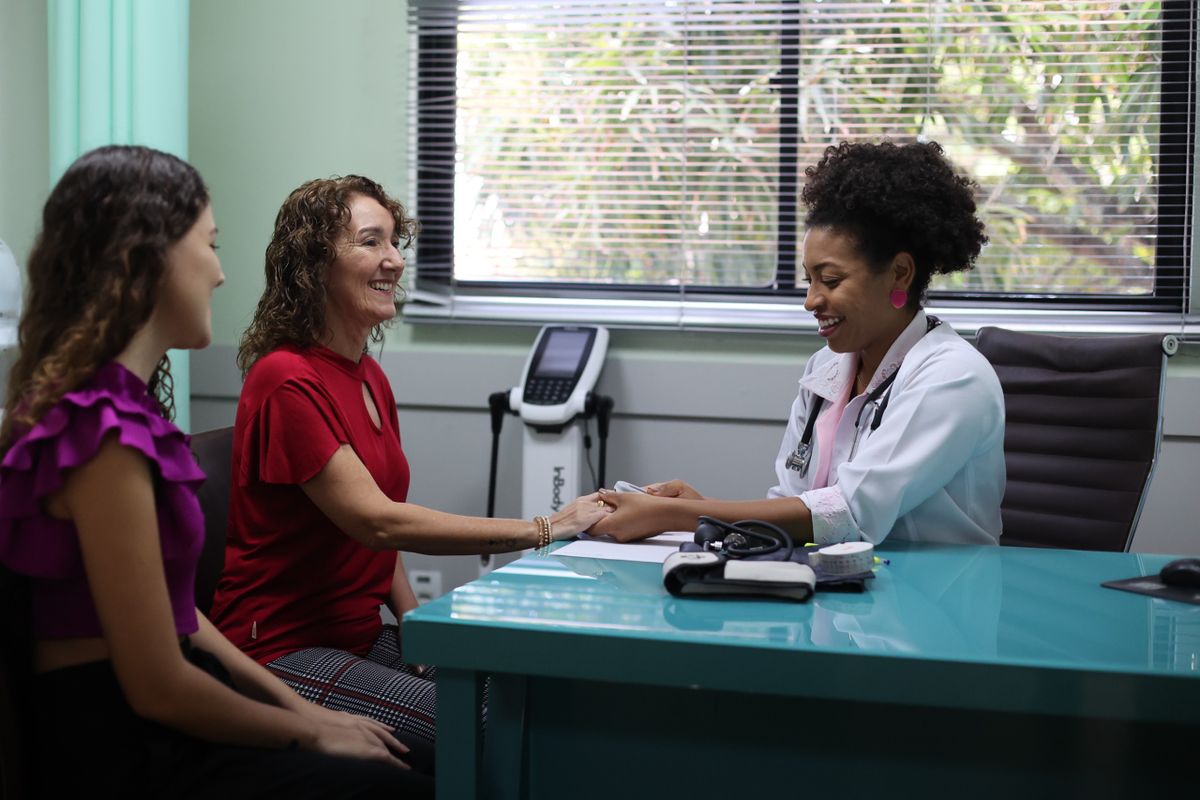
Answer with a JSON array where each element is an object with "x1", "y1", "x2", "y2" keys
[
  {"x1": 694, "y1": 516, "x2": 795, "y2": 560},
  {"x1": 785, "y1": 316, "x2": 941, "y2": 476}
]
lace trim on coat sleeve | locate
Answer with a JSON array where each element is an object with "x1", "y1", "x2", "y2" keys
[{"x1": 799, "y1": 486, "x2": 861, "y2": 545}]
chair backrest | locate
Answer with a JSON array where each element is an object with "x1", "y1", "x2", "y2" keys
[
  {"x1": 190, "y1": 426, "x2": 234, "y2": 614},
  {"x1": 975, "y1": 327, "x2": 1174, "y2": 552},
  {"x1": 0, "y1": 567, "x2": 31, "y2": 800}
]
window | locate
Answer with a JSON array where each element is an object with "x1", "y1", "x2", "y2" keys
[{"x1": 409, "y1": 0, "x2": 1196, "y2": 316}]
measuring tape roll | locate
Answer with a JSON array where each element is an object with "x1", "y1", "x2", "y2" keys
[{"x1": 811, "y1": 541, "x2": 874, "y2": 576}]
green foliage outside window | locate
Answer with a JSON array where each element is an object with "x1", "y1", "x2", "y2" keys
[{"x1": 452, "y1": 1, "x2": 1164, "y2": 296}]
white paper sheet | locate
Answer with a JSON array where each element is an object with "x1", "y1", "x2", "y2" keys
[{"x1": 553, "y1": 532, "x2": 694, "y2": 563}]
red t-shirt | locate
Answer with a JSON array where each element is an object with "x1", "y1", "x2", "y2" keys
[{"x1": 209, "y1": 344, "x2": 410, "y2": 665}]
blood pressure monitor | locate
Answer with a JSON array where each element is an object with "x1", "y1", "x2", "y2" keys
[{"x1": 510, "y1": 325, "x2": 609, "y2": 428}]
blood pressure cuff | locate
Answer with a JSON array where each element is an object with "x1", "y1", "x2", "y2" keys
[{"x1": 662, "y1": 544, "x2": 872, "y2": 602}]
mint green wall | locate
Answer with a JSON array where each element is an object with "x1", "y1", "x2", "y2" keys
[
  {"x1": 1, "y1": 0, "x2": 803, "y2": 401},
  {"x1": 189, "y1": 0, "x2": 410, "y2": 350},
  {"x1": 4, "y1": 0, "x2": 1197, "y2": 363},
  {"x1": 0, "y1": 0, "x2": 50, "y2": 268},
  {"x1": 48, "y1": 0, "x2": 190, "y2": 181},
  {"x1": 186, "y1": 0, "x2": 807, "y2": 362},
  {"x1": 46, "y1": 0, "x2": 194, "y2": 428}
]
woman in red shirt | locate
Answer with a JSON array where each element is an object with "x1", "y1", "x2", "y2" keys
[{"x1": 209, "y1": 175, "x2": 610, "y2": 745}]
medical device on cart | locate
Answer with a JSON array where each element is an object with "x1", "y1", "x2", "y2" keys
[{"x1": 483, "y1": 325, "x2": 613, "y2": 573}]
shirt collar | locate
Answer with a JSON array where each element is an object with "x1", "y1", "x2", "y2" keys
[
  {"x1": 307, "y1": 342, "x2": 369, "y2": 378},
  {"x1": 799, "y1": 309, "x2": 928, "y2": 402}
]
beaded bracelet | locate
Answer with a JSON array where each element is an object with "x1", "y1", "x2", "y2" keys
[{"x1": 534, "y1": 515, "x2": 553, "y2": 550}]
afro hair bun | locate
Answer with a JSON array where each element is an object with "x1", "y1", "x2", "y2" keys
[{"x1": 801, "y1": 140, "x2": 988, "y2": 301}]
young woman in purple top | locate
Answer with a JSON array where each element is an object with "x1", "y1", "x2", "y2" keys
[{"x1": 0, "y1": 146, "x2": 433, "y2": 798}]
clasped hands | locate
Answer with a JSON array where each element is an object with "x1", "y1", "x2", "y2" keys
[{"x1": 576, "y1": 479, "x2": 705, "y2": 543}]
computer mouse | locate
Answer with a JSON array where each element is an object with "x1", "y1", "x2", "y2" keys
[{"x1": 1159, "y1": 558, "x2": 1200, "y2": 588}]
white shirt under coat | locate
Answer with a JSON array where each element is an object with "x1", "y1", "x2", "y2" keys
[{"x1": 768, "y1": 310, "x2": 1005, "y2": 546}]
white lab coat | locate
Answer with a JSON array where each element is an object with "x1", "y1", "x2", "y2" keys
[{"x1": 768, "y1": 311, "x2": 1005, "y2": 545}]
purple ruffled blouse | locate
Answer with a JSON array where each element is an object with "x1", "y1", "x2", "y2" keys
[{"x1": 0, "y1": 362, "x2": 205, "y2": 638}]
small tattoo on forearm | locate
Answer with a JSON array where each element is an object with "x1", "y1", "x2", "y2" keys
[{"x1": 486, "y1": 537, "x2": 519, "y2": 549}]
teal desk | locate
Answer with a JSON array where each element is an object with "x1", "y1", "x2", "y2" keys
[{"x1": 404, "y1": 543, "x2": 1199, "y2": 798}]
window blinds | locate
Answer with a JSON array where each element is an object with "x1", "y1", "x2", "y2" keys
[{"x1": 409, "y1": 0, "x2": 1194, "y2": 306}]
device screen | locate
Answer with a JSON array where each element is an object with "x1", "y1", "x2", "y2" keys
[{"x1": 532, "y1": 329, "x2": 593, "y2": 379}]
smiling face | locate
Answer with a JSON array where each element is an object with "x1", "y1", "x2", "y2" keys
[
  {"x1": 155, "y1": 204, "x2": 224, "y2": 349},
  {"x1": 802, "y1": 226, "x2": 914, "y2": 361},
  {"x1": 325, "y1": 194, "x2": 405, "y2": 338}
]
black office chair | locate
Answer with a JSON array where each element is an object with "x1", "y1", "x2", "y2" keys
[
  {"x1": 0, "y1": 426, "x2": 234, "y2": 799},
  {"x1": 975, "y1": 327, "x2": 1176, "y2": 552},
  {"x1": 0, "y1": 567, "x2": 32, "y2": 800},
  {"x1": 190, "y1": 426, "x2": 235, "y2": 614}
]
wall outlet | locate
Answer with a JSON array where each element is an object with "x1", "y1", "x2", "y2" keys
[{"x1": 410, "y1": 570, "x2": 443, "y2": 604}]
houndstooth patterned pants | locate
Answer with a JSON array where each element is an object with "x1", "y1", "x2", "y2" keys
[{"x1": 266, "y1": 624, "x2": 438, "y2": 744}]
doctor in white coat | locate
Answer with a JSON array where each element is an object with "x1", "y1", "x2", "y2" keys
[{"x1": 592, "y1": 140, "x2": 1004, "y2": 546}]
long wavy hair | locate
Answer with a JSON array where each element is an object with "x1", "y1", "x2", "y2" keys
[
  {"x1": 237, "y1": 176, "x2": 418, "y2": 374},
  {"x1": 0, "y1": 145, "x2": 209, "y2": 457}
]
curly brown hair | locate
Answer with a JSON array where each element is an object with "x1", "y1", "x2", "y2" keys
[
  {"x1": 801, "y1": 140, "x2": 988, "y2": 307},
  {"x1": 237, "y1": 176, "x2": 418, "y2": 374},
  {"x1": 0, "y1": 145, "x2": 209, "y2": 456}
]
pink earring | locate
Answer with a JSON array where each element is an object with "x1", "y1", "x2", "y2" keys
[{"x1": 889, "y1": 289, "x2": 908, "y2": 309}]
